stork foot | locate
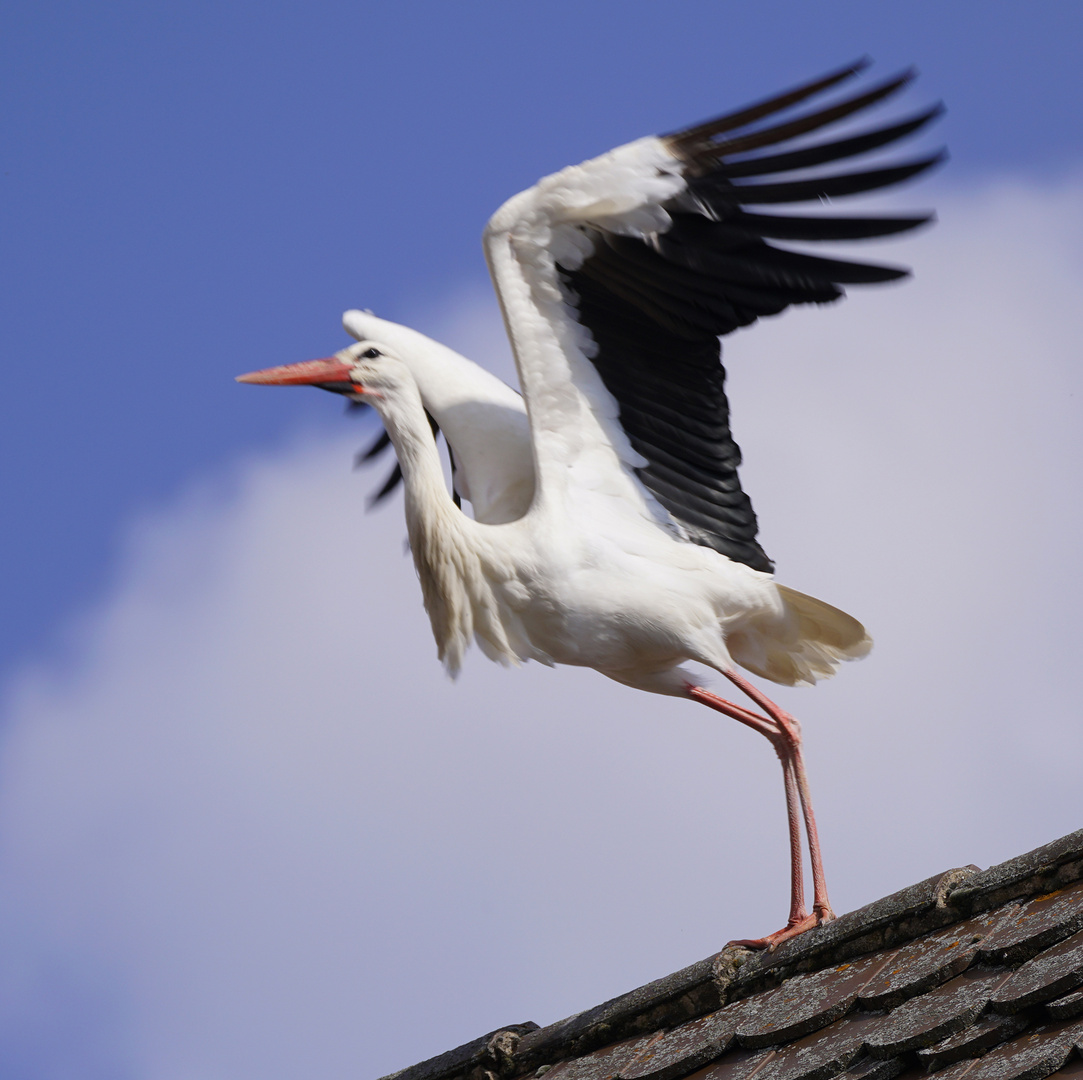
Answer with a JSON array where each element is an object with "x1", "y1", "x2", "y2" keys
[{"x1": 727, "y1": 904, "x2": 836, "y2": 951}]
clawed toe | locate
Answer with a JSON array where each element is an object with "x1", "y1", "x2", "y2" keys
[{"x1": 727, "y1": 906, "x2": 833, "y2": 951}]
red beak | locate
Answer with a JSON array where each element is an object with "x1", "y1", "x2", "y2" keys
[{"x1": 235, "y1": 357, "x2": 357, "y2": 388}]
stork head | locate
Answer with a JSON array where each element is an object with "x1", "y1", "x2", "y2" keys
[{"x1": 236, "y1": 341, "x2": 410, "y2": 402}]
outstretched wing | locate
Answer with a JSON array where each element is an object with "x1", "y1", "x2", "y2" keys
[{"x1": 546, "y1": 61, "x2": 942, "y2": 572}]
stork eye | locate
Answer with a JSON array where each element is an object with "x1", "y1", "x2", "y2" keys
[{"x1": 362, "y1": 347, "x2": 381, "y2": 359}]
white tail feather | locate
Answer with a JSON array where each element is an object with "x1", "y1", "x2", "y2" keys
[{"x1": 728, "y1": 585, "x2": 872, "y2": 687}]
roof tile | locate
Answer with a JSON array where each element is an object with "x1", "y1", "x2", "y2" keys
[
  {"x1": 513, "y1": 954, "x2": 730, "y2": 1074},
  {"x1": 949, "y1": 832, "x2": 1083, "y2": 916},
  {"x1": 377, "y1": 1024, "x2": 539, "y2": 1080},
  {"x1": 865, "y1": 968, "x2": 1012, "y2": 1057},
  {"x1": 691, "y1": 1046, "x2": 775, "y2": 1080},
  {"x1": 989, "y1": 931, "x2": 1083, "y2": 1014},
  {"x1": 746, "y1": 1011, "x2": 887, "y2": 1080},
  {"x1": 1050, "y1": 1059, "x2": 1083, "y2": 1080},
  {"x1": 932, "y1": 1017, "x2": 1083, "y2": 1080},
  {"x1": 1045, "y1": 989, "x2": 1083, "y2": 1022},
  {"x1": 979, "y1": 883, "x2": 1083, "y2": 964},
  {"x1": 914, "y1": 1012, "x2": 1029, "y2": 1071},
  {"x1": 858, "y1": 912, "x2": 1013, "y2": 1011},
  {"x1": 736, "y1": 953, "x2": 896, "y2": 1050},
  {"x1": 835, "y1": 1056, "x2": 903, "y2": 1080},
  {"x1": 543, "y1": 1036, "x2": 661, "y2": 1080},
  {"x1": 620, "y1": 1000, "x2": 750, "y2": 1080}
]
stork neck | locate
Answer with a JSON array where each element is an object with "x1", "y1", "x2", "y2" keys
[
  {"x1": 371, "y1": 383, "x2": 460, "y2": 526},
  {"x1": 369, "y1": 374, "x2": 500, "y2": 679}
]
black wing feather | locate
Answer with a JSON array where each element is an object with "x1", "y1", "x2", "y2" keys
[
  {"x1": 725, "y1": 211, "x2": 934, "y2": 242},
  {"x1": 366, "y1": 461, "x2": 404, "y2": 509},
  {"x1": 675, "y1": 59, "x2": 870, "y2": 143},
  {"x1": 694, "y1": 71, "x2": 916, "y2": 159},
  {"x1": 560, "y1": 63, "x2": 942, "y2": 571},
  {"x1": 719, "y1": 106, "x2": 943, "y2": 178},
  {"x1": 355, "y1": 428, "x2": 391, "y2": 467},
  {"x1": 707, "y1": 154, "x2": 944, "y2": 205}
]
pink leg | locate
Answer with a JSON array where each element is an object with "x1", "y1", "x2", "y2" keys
[
  {"x1": 721, "y1": 670, "x2": 834, "y2": 926},
  {"x1": 687, "y1": 675, "x2": 834, "y2": 950}
]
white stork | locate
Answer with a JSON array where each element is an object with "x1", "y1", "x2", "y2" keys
[{"x1": 239, "y1": 60, "x2": 942, "y2": 948}]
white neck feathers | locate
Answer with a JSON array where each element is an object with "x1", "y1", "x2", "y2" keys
[{"x1": 371, "y1": 379, "x2": 527, "y2": 676}]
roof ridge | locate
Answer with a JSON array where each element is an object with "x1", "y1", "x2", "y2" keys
[{"x1": 376, "y1": 829, "x2": 1083, "y2": 1080}]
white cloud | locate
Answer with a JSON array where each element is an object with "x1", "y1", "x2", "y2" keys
[{"x1": 1, "y1": 177, "x2": 1081, "y2": 1079}]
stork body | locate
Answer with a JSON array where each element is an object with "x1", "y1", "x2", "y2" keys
[{"x1": 240, "y1": 62, "x2": 942, "y2": 947}]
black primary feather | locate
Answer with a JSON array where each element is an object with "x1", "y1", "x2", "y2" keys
[
  {"x1": 354, "y1": 429, "x2": 391, "y2": 469},
  {"x1": 560, "y1": 62, "x2": 943, "y2": 572}
]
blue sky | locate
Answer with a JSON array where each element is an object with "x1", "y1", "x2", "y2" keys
[
  {"x1": 3, "y1": 0, "x2": 1082, "y2": 676},
  {"x1": 2, "y1": 4, "x2": 1083, "y2": 1079}
]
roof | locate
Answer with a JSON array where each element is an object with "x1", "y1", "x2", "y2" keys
[{"x1": 379, "y1": 829, "x2": 1083, "y2": 1080}]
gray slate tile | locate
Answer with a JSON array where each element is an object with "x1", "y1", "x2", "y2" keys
[
  {"x1": 931, "y1": 1017, "x2": 1083, "y2": 1080},
  {"x1": 376, "y1": 1024, "x2": 539, "y2": 1080},
  {"x1": 747, "y1": 1011, "x2": 887, "y2": 1080},
  {"x1": 990, "y1": 931, "x2": 1083, "y2": 1014},
  {"x1": 736, "y1": 953, "x2": 895, "y2": 1050},
  {"x1": 979, "y1": 882, "x2": 1083, "y2": 964},
  {"x1": 692, "y1": 1046, "x2": 775, "y2": 1080},
  {"x1": 620, "y1": 1000, "x2": 752, "y2": 1080},
  {"x1": 1048, "y1": 1059, "x2": 1083, "y2": 1080},
  {"x1": 949, "y1": 832, "x2": 1083, "y2": 917},
  {"x1": 834, "y1": 1055, "x2": 903, "y2": 1080},
  {"x1": 915, "y1": 1013, "x2": 1029, "y2": 1071},
  {"x1": 544, "y1": 1037, "x2": 661, "y2": 1080},
  {"x1": 1045, "y1": 989, "x2": 1083, "y2": 1021},
  {"x1": 859, "y1": 912, "x2": 1012, "y2": 1011},
  {"x1": 865, "y1": 968, "x2": 1011, "y2": 1058}
]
